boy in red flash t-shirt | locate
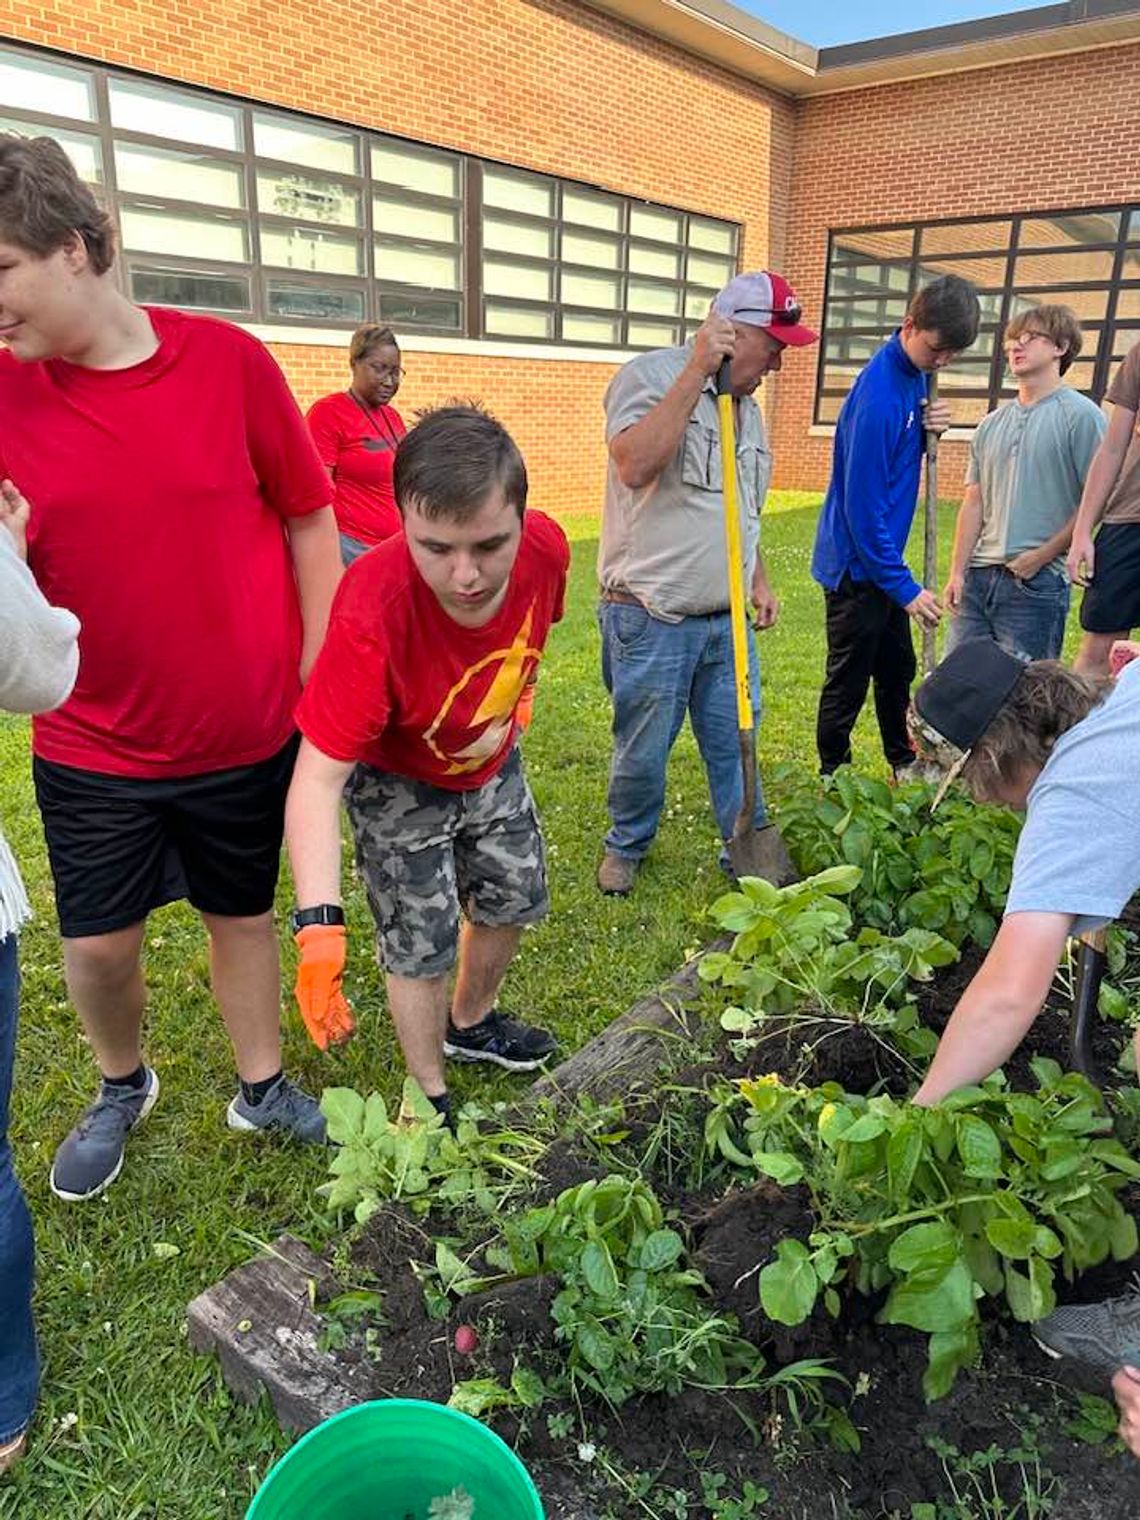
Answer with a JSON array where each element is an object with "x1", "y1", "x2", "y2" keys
[
  {"x1": 0, "y1": 135, "x2": 342, "y2": 1203},
  {"x1": 289, "y1": 405, "x2": 570, "y2": 1122}
]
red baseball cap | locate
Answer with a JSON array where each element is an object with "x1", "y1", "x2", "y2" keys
[{"x1": 712, "y1": 271, "x2": 818, "y2": 347}]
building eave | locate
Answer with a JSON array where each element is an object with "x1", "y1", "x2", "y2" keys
[{"x1": 581, "y1": 0, "x2": 1140, "y2": 96}]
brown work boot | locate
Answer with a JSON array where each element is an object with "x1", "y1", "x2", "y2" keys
[
  {"x1": 597, "y1": 851, "x2": 637, "y2": 896},
  {"x1": 0, "y1": 1431, "x2": 26, "y2": 1475}
]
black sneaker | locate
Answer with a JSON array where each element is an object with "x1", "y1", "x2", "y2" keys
[
  {"x1": 50, "y1": 1067, "x2": 160, "y2": 1202},
  {"x1": 443, "y1": 1008, "x2": 557, "y2": 1072}
]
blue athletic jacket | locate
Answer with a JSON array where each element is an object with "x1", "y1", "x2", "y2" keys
[{"x1": 810, "y1": 332, "x2": 929, "y2": 607}]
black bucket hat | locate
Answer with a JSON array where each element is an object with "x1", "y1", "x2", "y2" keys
[{"x1": 912, "y1": 639, "x2": 1028, "y2": 806}]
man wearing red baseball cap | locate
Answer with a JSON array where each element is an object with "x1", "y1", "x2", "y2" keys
[{"x1": 596, "y1": 271, "x2": 817, "y2": 896}]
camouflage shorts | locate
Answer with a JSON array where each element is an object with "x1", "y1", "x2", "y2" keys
[{"x1": 345, "y1": 747, "x2": 549, "y2": 978}]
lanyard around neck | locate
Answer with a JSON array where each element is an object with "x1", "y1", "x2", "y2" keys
[{"x1": 348, "y1": 389, "x2": 401, "y2": 449}]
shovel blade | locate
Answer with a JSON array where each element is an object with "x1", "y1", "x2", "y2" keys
[
  {"x1": 728, "y1": 823, "x2": 798, "y2": 887},
  {"x1": 1069, "y1": 936, "x2": 1106, "y2": 1085}
]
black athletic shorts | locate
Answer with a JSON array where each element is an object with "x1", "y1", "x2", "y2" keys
[
  {"x1": 32, "y1": 736, "x2": 299, "y2": 938},
  {"x1": 1079, "y1": 521, "x2": 1140, "y2": 634}
]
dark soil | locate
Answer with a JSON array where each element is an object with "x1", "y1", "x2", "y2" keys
[
  {"x1": 687, "y1": 1181, "x2": 823, "y2": 1359},
  {"x1": 918, "y1": 942, "x2": 1131, "y2": 1092},
  {"x1": 306, "y1": 951, "x2": 1140, "y2": 1520}
]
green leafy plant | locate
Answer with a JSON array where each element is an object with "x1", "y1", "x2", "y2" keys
[
  {"x1": 769, "y1": 765, "x2": 1020, "y2": 949},
  {"x1": 1064, "y1": 1390, "x2": 1121, "y2": 1447},
  {"x1": 704, "y1": 1062, "x2": 1140, "y2": 1399},
  {"x1": 319, "y1": 1078, "x2": 545, "y2": 1221},
  {"x1": 915, "y1": 1422, "x2": 1058, "y2": 1518},
  {"x1": 428, "y1": 1174, "x2": 842, "y2": 1412},
  {"x1": 700, "y1": 866, "x2": 957, "y2": 1059},
  {"x1": 315, "y1": 1287, "x2": 385, "y2": 1353},
  {"x1": 699, "y1": 1471, "x2": 770, "y2": 1518},
  {"x1": 451, "y1": 1175, "x2": 759, "y2": 1403},
  {"x1": 447, "y1": 1364, "x2": 545, "y2": 1416}
]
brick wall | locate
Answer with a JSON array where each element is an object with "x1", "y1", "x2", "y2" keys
[
  {"x1": 275, "y1": 342, "x2": 618, "y2": 517},
  {"x1": 5, "y1": 4, "x2": 1136, "y2": 502},
  {"x1": 776, "y1": 42, "x2": 1140, "y2": 494},
  {"x1": 0, "y1": 0, "x2": 793, "y2": 517}
]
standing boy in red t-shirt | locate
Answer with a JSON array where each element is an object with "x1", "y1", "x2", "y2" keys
[
  {"x1": 288, "y1": 405, "x2": 569, "y2": 1123},
  {"x1": 0, "y1": 135, "x2": 343, "y2": 1201}
]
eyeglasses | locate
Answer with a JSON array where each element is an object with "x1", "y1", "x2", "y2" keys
[
  {"x1": 364, "y1": 362, "x2": 405, "y2": 380},
  {"x1": 1003, "y1": 330, "x2": 1051, "y2": 350}
]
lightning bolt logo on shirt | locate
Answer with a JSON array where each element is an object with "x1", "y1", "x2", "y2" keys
[{"x1": 422, "y1": 604, "x2": 544, "y2": 774}]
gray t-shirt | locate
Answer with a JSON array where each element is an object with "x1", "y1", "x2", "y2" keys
[
  {"x1": 598, "y1": 344, "x2": 771, "y2": 622},
  {"x1": 966, "y1": 386, "x2": 1105, "y2": 569},
  {"x1": 1005, "y1": 659, "x2": 1140, "y2": 935}
]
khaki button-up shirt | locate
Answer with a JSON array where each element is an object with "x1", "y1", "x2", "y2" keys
[{"x1": 598, "y1": 343, "x2": 771, "y2": 623}]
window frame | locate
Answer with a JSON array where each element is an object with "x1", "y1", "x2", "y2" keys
[
  {"x1": 0, "y1": 40, "x2": 740, "y2": 348},
  {"x1": 817, "y1": 204, "x2": 1140, "y2": 427}
]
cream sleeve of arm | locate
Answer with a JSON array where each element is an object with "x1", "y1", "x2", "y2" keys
[{"x1": 0, "y1": 531, "x2": 80, "y2": 715}]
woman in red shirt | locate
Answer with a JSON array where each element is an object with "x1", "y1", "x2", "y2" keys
[{"x1": 306, "y1": 324, "x2": 408, "y2": 565}]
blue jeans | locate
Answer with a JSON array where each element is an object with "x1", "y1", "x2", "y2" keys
[
  {"x1": 598, "y1": 601, "x2": 766, "y2": 860},
  {"x1": 0, "y1": 932, "x2": 38, "y2": 1444},
  {"x1": 946, "y1": 564, "x2": 1070, "y2": 661}
]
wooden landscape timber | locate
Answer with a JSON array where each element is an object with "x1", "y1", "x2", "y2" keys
[
  {"x1": 187, "y1": 1234, "x2": 365, "y2": 1433},
  {"x1": 529, "y1": 938, "x2": 726, "y2": 1106}
]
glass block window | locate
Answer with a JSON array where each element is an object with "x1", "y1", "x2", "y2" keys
[{"x1": 480, "y1": 165, "x2": 738, "y2": 347}]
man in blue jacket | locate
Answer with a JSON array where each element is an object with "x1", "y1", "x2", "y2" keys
[{"x1": 812, "y1": 276, "x2": 981, "y2": 775}]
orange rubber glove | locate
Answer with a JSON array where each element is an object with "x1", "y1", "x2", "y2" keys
[
  {"x1": 294, "y1": 924, "x2": 356, "y2": 1051},
  {"x1": 516, "y1": 679, "x2": 537, "y2": 732}
]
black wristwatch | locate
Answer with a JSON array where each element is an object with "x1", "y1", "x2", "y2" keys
[{"x1": 290, "y1": 903, "x2": 345, "y2": 933}]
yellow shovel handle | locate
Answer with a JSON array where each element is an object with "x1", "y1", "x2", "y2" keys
[{"x1": 717, "y1": 375, "x2": 752, "y2": 733}]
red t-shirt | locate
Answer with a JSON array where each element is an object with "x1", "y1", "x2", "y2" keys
[
  {"x1": 306, "y1": 391, "x2": 406, "y2": 545},
  {"x1": 297, "y1": 511, "x2": 570, "y2": 790},
  {"x1": 0, "y1": 307, "x2": 332, "y2": 778}
]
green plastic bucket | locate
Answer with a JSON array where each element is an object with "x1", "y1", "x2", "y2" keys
[{"x1": 246, "y1": 1399, "x2": 544, "y2": 1520}]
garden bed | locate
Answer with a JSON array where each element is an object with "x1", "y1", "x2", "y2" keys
[
  {"x1": 193, "y1": 943, "x2": 1140, "y2": 1520},
  {"x1": 191, "y1": 771, "x2": 1140, "y2": 1518}
]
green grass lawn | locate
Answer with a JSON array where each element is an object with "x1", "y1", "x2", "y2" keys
[{"x1": 0, "y1": 494, "x2": 1086, "y2": 1518}]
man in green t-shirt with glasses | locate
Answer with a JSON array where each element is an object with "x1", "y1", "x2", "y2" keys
[{"x1": 944, "y1": 303, "x2": 1104, "y2": 661}]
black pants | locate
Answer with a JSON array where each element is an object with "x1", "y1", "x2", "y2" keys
[{"x1": 816, "y1": 578, "x2": 916, "y2": 773}]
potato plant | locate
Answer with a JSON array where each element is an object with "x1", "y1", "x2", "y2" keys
[
  {"x1": 699, "y1": 866, "x2": 958, "y2": 1057},
  {"x1": 769, "y1": 765, "x2": 1021, "y2": 948},
  {"x1": 319, "y1": 1078, "x2": 546, "y2": 1220},
  {"x1": 704, "y1": 1063, "x2": 1140, "y2": 1399}
]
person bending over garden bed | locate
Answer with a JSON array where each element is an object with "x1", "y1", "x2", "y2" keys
[
  {"x1": 910, "y1": 637, "x2": 1140, "y2": 1450},
  {"x1": 286, "y1": 405, "x2": 569, "y2": 1127},
  {"x1": 911, "y1": 637, "x2": 1138, "y2": 1104}
]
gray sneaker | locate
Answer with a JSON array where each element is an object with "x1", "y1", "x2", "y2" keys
[
  {"x1": 50, "y1": 1067, "x2": 160, "y2": 1202},
  {"x1": 1033, "y1": 1287, "x2": 1140, "y2": 1377},
  {"x1": 227, "y1": 1075, "x2": 327, "y2": 1144}
]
